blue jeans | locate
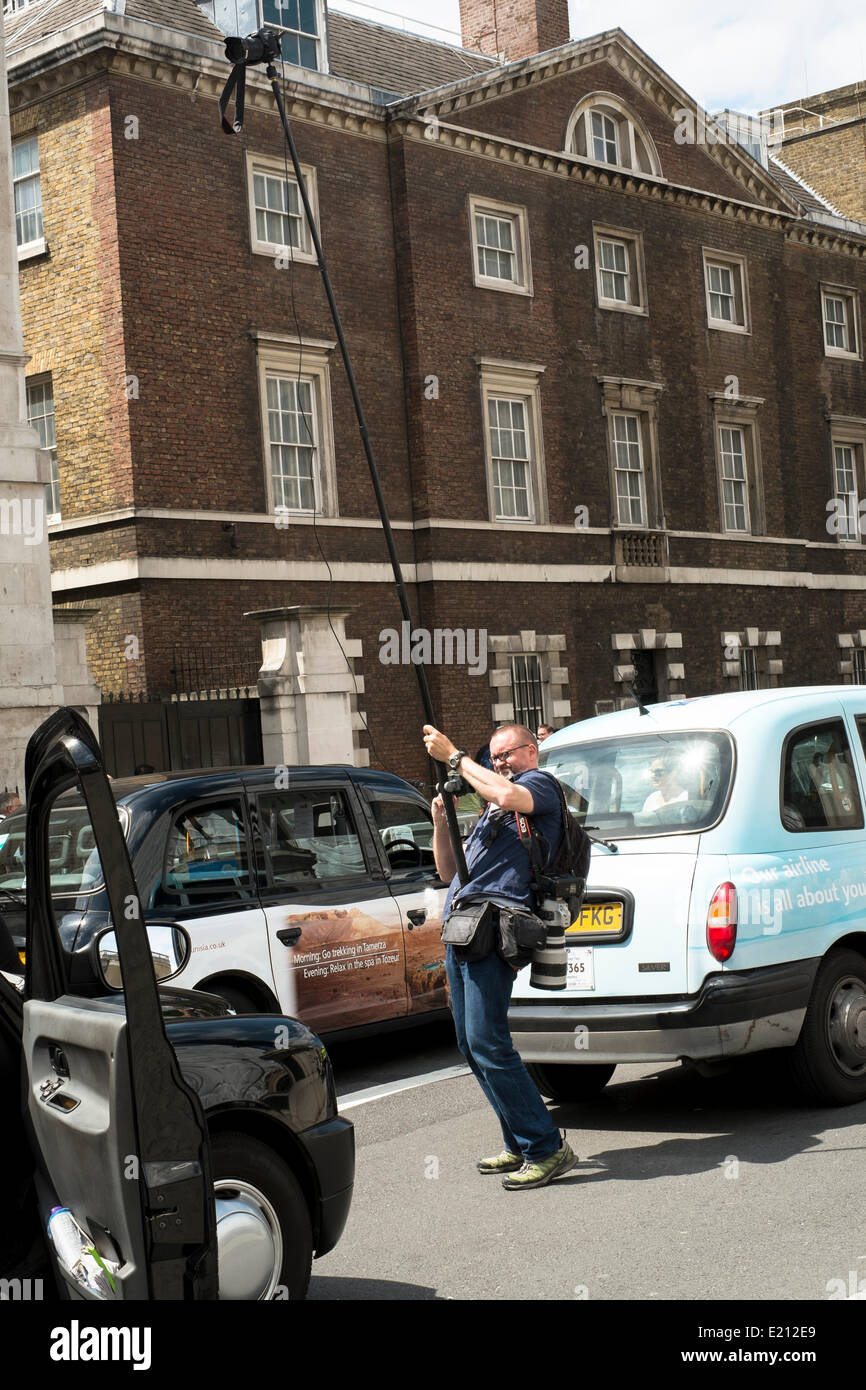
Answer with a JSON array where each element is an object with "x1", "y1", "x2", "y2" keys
[{"x1": 446, "y1": 944, "x2": 561, "y2": 1162}]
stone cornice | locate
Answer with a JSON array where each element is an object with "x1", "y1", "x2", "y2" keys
[
  {"x1": 391, "y1": 28, "x2": 799, "y2": 217},
  {"x1": 785, "y1": 223, "x2": 866, "y2": 257},
  {"x1": 392, "y1": 114, "x2": 798, "y2": 229},
  {"x1": 6, "y1": 14, "x2": 387, "y2": 139},
  {"x1": 708, "y1": 391, "x2": 766, "y2": 408}
]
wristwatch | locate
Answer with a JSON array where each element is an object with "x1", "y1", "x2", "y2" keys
[{"x1": 448, "y1": 749, "x2": 467, "y2": 772}]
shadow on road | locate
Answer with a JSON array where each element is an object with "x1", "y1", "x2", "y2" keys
[
  {"x1": 328, "y1": 1016, "x2": 459, "y2": 1094},
  {"x1": 307, "y1": 1276, "x2": 444, "y2": 1300},
  {"x1": 543, "y1": 1054, "x2": 865, "y2": 1182}
]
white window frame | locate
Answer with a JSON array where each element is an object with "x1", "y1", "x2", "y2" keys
[
  {"x1": 26, "y1": 374, "x2": 59, "y2": 523},
  {"x1": 828, "y1": 418, "x2": 866, "y2": 546},
  {"x1": 196, "y1": 2, "x2": 328, "y2": 72},
  {"x1": 709, "y1": 394, "x2": 765, "y2": 536},
  {"x1": 717, "y1": 423, "x2": 750, "y2": 533},
  {"x1": 821, "y1": 284, "x2": 861, "y2": 360},
  {"x1": 478, "y1": 358, "x2": 546, "y2": 524},
  {"x1": 254, "y1": 334, "x2": 337, "y2": 518},
  {"x1": 833, "y1": 441, "x2": 860, "y2": 542},
  {"x1": 593, "y1": 225, "x2": 647, "y2": 315},
  {"x1": 246, "y1": 152, "x2": 319, "y2": 264},
  {"x1": 702, "y1": 249, "x2": 750, "y2": 334},
  {"x1": 610, "y1": 412, "x2": 647, "y2": 527},
  {"x1": 12, "y1": 134, "x2": 45, "y2": 261},
  {"x1": 599, "y1": 377, "x2": 665, "y2": 532},
  {"x1": 261, "y1": 0, "x2": 327, "y2": 71},
  {"x1": 469, "y1": 196, "x2": 532, "y2": 297},
  {"x1": 591, "y1": 109, "x2": 620, "y2": 165}
]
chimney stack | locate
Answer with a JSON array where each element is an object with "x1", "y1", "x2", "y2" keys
[{"x1": 459, "y1": 0, "x2": 570, "y2": 62}]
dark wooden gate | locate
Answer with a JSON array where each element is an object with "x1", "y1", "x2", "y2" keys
[
  {"x1": 99, "y1": 695, "x2": 263, "y2": 778},
  {"x1": 98, "y1": 645, "x2": 263, "y2": 777}
]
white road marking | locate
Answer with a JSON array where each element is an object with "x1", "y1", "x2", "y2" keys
[{"x1": 338, "y1": 1063, "x2": 471, "y2": 1110}]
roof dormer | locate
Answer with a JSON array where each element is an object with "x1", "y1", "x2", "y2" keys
[{"x1": 195, "y1": 1, "x2": 327, "y2": 74}]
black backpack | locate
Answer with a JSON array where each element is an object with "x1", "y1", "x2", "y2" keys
[{"x1": 514, "y1": 772, "x2": 591, "y2": 916}]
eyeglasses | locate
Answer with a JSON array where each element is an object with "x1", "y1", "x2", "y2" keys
[
  {"x1": 650, "y1": 766, "x2": 666, "y2": 778},
  {"x1": 491, "y1": 743, "x2": 533, "y2": 764}
]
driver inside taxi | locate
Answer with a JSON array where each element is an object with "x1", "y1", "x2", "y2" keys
[{"x1": 642, "y1": 757, "x2": 688, "y2": 813}]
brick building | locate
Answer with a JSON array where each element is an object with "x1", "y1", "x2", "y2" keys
[
  {"x1": 6, "y1": 0, "x2": 866, "y2": 782},
  {"x1": 769, "y1": 81, "x2": 866, "y2": 225}
]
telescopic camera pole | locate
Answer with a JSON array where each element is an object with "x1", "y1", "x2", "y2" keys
[{"x1": 219, "y1": 31, "x2": 469, "y2": 884}]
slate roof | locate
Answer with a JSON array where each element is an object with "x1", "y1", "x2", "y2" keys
[
  {"x1": 768, "y1": 155, "x2": 841, "y2": 217},
  {"x1": 3, "y1": 0, "x2": 497, "y2": 94},
  {"x1": 4, "y1": 0, "x2": 223, "y2": 49},
  {"x1": 326, "y1": 10, "x2": 496, "y2": 97}
]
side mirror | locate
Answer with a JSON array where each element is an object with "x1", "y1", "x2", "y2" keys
[{"x1": 96, "y1": 924, "x2": 191, "y2": 991}]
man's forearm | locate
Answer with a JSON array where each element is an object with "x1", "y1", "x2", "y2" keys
[
  {"x1": 432, "y1": 814, "x2": 457, "y2": 883},
  {"x1": 456, "y1": 756, "x2": 534, "y2": 812}
]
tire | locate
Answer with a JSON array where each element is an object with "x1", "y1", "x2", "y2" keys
[
  {"x1": 787, "y1": 948, "x2": 866, "y2": 1106},
  {"x1": 526, "y1": 1061, "x2": 616, "y2": 1101},
  {"x1": 208, "y1": 983, "x2": 263, "y2": 1014},
  {"x1": 209, "y1": 1132, "x2": 313, "y2": 1300}
]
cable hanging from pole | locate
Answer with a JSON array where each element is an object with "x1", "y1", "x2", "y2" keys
[{"x1": 218, "y1": 28, "x2": 469, "y2": 884}]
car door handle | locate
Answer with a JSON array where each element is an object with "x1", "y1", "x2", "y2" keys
[
  {"x1": 276, "y1": 927, "x2": 302, "y2": 947},
  {"x1": 406, "y1": 909, "x2": 427, "y2": 930},
  {"x1": 47, "y1": 1092, "x2": 81, "y2": 1113}
]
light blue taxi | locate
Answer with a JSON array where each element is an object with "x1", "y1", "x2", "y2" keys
[{"x1": 510, "y1": 686, "x2": 866, "y2": 1106}]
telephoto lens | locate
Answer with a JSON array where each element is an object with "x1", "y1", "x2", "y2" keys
[{"x1": 529, "y1": 896, "x2": 569, "y2": 990}]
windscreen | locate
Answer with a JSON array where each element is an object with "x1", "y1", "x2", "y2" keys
[
  {"x1": 0, "y1": 798, "x2": 128, "y2": 897},
  {"x1": 540, "y1": 731, "x2": 734, "y2": 838}
]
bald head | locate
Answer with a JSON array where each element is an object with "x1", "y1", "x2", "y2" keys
[
  {"x1": 488, "y1": 724, "x2": 539, "y2": 777},
  {"x1": 492, "y1": 723, "x2": 537, "y2": 749}
]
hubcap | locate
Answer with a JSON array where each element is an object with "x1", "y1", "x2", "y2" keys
[
  {"x1": 214, "y1": 1179, "x2": 284, "y2": 1300},
  {"x1": 826, "y1": 975, "x2": 866, "y2": 1077}
]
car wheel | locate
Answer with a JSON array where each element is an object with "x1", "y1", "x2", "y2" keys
[
  {"x1": 525, "y1": 1062, "x2": 616, "y2": 1101},
  {"x1": 788, "y1": 948, "x2": 866, "y2": 1105},
  {"x1": 210, "y1": 1132, "x2": 313, "y2": 1300},
  {"x1": 209, "y1": 984, "x2": 263, "y2": 1014}
]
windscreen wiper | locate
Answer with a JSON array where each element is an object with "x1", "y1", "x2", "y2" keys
[{"x1": 585, "y1": 829, "x2": 619, "y2": 853}]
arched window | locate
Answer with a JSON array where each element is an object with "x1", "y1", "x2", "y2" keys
[{"x1": 565, "y1": 94, "x2": 662, "y2": 177}]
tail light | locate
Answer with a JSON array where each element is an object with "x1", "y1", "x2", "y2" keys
[{"x1": 707, "y1": 882, "x2": 737, "y2": 962}]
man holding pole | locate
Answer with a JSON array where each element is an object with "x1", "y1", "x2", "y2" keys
[{"x1": 422, "y1": 722, "x2": 577, "y2": 1191}]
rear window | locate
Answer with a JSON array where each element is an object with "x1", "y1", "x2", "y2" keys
[
  {"x1": 0, "y1": 798, "x2": 128, "y2": 897},
  {"x1": 781, "y1": 720, "x2": 863, "y2": 832},
  {"x1": 540, "y1": 731, "x2": 734, "y2": 838}
]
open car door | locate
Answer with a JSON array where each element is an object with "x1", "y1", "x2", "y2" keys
[{"x1": 23, "y1": 708, "x2": 217, "y2": 1299}]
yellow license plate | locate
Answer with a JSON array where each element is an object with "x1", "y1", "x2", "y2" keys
[{"x1": 566, "y1": 902, "x2": 623, "y2": 936}]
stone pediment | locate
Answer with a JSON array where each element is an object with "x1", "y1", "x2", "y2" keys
[{"x1": 390, "y1": 28, "x2": 801, "y2": 216}]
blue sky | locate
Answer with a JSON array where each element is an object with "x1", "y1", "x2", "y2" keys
[{"x1": 332, "y1": 0, "x2": 866, "y2": 112}]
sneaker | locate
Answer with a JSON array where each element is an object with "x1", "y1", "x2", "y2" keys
[
  {"x1": 501, "y1": 1137, "x2": 577, "y2": 1190},
  {"x1": 476, "y1": 1149, "x2": 523, "y2": 1174}
]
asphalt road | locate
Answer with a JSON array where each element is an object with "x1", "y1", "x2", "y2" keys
[{"x1": 311, "y1": 1023, "x2": 866, "y2": 1302}]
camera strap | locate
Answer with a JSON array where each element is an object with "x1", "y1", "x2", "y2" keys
[
  {"x1": 219, "y1": 63, "x2": 246, "y2": 134},
  {"x1": 515, "y1": 807, "x2": 549, "y2": 888}
]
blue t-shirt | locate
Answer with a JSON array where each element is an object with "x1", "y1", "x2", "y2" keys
[{"x1": 444, "y1": 769, "x2": 563, "y2": 917}]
